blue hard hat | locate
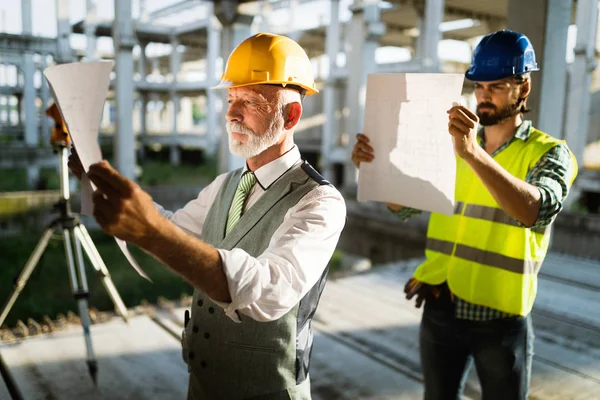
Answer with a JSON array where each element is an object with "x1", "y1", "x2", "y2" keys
[{"x1": 465, "y1": 30, "x2": 539, "y2": 82}]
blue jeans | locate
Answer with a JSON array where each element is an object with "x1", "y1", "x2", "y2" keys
[{"x1": 420, "y1": 295, "x2": 534, "y2": 400}]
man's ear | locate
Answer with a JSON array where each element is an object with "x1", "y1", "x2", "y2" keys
[
  {"x1": 283, "y1": 102, "x2": 302, "y2": 130},
  {"x1": 520, "y1": 79, "x2": 531, "y2": 99}
]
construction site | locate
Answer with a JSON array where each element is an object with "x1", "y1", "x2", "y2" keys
[{"x1": 1, "y1": 0, "x2": 600, "y2": 399}]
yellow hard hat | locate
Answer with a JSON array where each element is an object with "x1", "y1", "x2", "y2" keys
[{"x1": 214, "y1": 32, "x2": 318, "y2": 96}]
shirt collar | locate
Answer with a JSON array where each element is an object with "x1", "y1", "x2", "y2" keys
[
  {"x1": 478, "y1": 120, "x2": 533, "y2": 145},
  {"x1": 244, "y1": 146, "x2": 302, "y2": 190}
]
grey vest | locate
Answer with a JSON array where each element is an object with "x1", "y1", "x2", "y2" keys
[{"x1": 183, "y1": 162, "x2": 332, "y2": 400}]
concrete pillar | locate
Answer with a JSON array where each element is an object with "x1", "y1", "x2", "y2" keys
[
  {"x1": 507, "y1": 0, "x2": 572, "y2": 138},
  {"x1": 40, "y1": 55, "x2": 51, "y2": 145},
  {"x1": 138, "y1": 42, "x2": 147, "y2": 80},
  {"x1": 564, "y1": 0, "x2": 599, "y2": 167},
  {"x1": 415, "y1": 12, "x2": 426, "y2": 59},
  {"x1": 56, "y1": 0, "x2": 72, "y2": 63},
  {"x1": 22, "y1": 0, "x2": 40, "y2": 187},
  {"x1": 138, "y1": 93, "x2": 148, "y2": 159},
  {"x1": 113, "y1": 0, "x2": 136, "y2": 180},
  {"x1": 169, "y1": 35, "x2": 181, "y2": 166},
  {"x1": 206, "y1": 5, "x2": 220, "y2": 155},
  {"x1": 419, "y1": 0, "x2": 444, "y2": 72},
  {"x1": 320, "y1": 0, "x2": 340, "y2": 181},
  {"x1": 139, "y1": 0, "x2": 149, "y2": 23},
  {"x1": 150, "y1": 57, "x2": 160, "y2": 132},
  {"x1": 85, "y1": 0, "x2": 97, "y2": 60},
  {"x1": 1, "y1": 96, "x2": 7, "y2": 125},
  {"x1": 16, "y1": 96, "x2": 22, "y2": 126},
  {"x1": 216, "y1": 8, "x2": 253, "y2": 173},
  {"x1": 259, "y1": 0, "x2": 271, "y2": 32},
  {"x1": 21, "y1": 0, "x2": 36, "y2": 146},
  {"x1": 342, "y1": 1, "x2": 385, "y2": 192},
  {"x1": 138, "y1": 42, "x2": 148, "y2": 159}
]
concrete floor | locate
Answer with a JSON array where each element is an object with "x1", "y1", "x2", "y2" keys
[{"x1": 1, "y1": 252, "x2": 599, "y2": 400}]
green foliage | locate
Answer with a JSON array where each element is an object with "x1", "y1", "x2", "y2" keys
[
  {"x1": 0, "y1": 168, "x2": 61, "y2": 192},
  {"x1": 0, "y1": 158, "x2": 218, "y2": 192},
  {"x1": 0, "y1": 231, "x2": 345, "y2": 328},
  {"x1": 137, "y1": 159, "x2": 217, "y2": 186},
  {"x1": 0, "y1": 231, "x2": 192, "y2": 328},
  {"x1": 191, "y1": 103, "x2": 206, "y2": 124},
  {"x1": 328, "y1": 250, "x2": 343, "y2": 274}
]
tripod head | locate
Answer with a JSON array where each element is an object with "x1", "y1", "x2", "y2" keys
[{"x1": 46, "y1": 103, "x2": 71, "y2": 149}]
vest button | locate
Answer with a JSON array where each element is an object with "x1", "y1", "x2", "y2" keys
[
  {"x1": 193, "y1": 325, "x2": 199, "y2": 333},
  {"x1": 201, "y1": 361, "x2": 207, "y2": 368},
  {"x1": 208, "y1": 307, "x2": 215, "y2": 314},
  {"x1": 204, "y1": 332, "x2": 210, "y2": 339},
  {"x1": 189, "y1": 352, "x2": 195, "y2": 360},
  {"x1": 197, "y1": 299, "x2": 203, "y2": 307}
]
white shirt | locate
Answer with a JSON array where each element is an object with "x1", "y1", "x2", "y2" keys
[{"x1": 157, "y1": 146, "x2": 346, "y2": 323}]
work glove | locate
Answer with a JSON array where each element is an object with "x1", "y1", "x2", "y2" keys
[{"x1": 404, "y1": 277, "x2": 442, "y2": 308}]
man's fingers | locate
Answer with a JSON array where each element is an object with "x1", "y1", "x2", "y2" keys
[
  {"x1": 415, "y1": 294, "x2": 425, "y2": 308},
  {"x1": 404, "y1": 278, "x2": 418, "y2": 293},
  {"x1": 88, "y1": 170, "x2": 123, "y2": 202},
  {"x1": 356, "y1": 133, "x2": 370, "y2": 144},
  {"x1": 67, "y1": 161, "x2": 83, "y2": 173},
  {"x1": 448, "y1": 125, "x2": 468, "y2": 138},
  {"x1": 92, "y1": 190, "x2": 116, "y2": 229},
  {"x1": 405, "y1": 282, "x2": 422, "y2": 299},
  {"x1": 449, "y1": 108, "x2": 477, "y2": 129},
  {"x1": 448, "y1": 117, "x2": 472, "y2": 134},
  {"x1": 459, "y1": 106, "x2": 478, "y2": 121},
  {"x1": 447, "y1": 105, "x2": 478, "y2": 122},
  {"x1": 355, "y1": 140, "x2": 374, "y2": 154},
  {"x1": 88, "y1": 161, "x2": 133, "y2": 196}
]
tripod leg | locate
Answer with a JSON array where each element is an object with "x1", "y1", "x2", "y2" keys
[
  {"x1": 63, "y1": 228, "x2": 98, "y2": 385},
  {"x1": 74, "y1": 224, "x2": 129, "y2": 323},
  {"x1": 0, "y1": 227, "x2": 54, "y2": 328}
]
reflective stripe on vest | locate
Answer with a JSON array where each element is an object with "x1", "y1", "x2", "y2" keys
[
  {"x1": 427, "y1": 238, "x2": 543, "y2": 274},
  {"x1": 461, "y1": 203, "x2": 546, "y2": 234}
]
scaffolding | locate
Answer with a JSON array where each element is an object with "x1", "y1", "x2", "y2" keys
[{"x1": 1, "y1": 0, "x2": 599, "y2": 194}]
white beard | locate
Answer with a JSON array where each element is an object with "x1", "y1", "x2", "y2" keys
[{"x1": 226, "y1": 118, "x2": 285, "y2": 159}]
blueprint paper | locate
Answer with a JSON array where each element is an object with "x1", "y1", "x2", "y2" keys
[
  {"x1": 44, "y1": 61, "x2": 111, "y2": 214},
  {"x1": 357, "y1": 73, "x2": 464, "y2": 215},
  {"x1": 44, "y1": 61, "x2": 151, "y2": 281}
]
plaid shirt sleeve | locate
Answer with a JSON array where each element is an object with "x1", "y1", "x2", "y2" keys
[
  {"x1": 391, "y1": 206, "x2": 422, "y2": 221},
  {"x1": 526, "y1": 143, "x2": 574, "y2": 228}
]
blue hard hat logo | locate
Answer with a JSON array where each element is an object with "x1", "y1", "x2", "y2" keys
[{"x1": 466, "y1": 30, "x2": 539, "y2": 82}]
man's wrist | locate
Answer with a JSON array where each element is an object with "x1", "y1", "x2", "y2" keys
[
  {"x1": 464, "y1": 144, "x2": 486, "y2": 165},
  {"x1": 137, "y1": 214, "x2": 169, "y2": 249}
]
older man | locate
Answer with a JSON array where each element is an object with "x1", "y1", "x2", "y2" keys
[{"x1": 77, "y1": 33, "x2": 346, "y2": 400}]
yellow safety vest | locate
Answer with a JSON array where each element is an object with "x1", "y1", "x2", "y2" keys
[{"x1": 413, "y1": 127, "x2": 577, "y2": 316}]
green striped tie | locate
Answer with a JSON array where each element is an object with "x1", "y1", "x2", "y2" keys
[{"x1": 225, "y1": 172, "x2": 257, "y2": 236}]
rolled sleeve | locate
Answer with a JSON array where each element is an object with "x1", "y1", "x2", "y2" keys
[
  {"x1": 215, "y1": 185, "x2": 346, "y2": 323},
  {"x1": 393, "y1": 206, "x2": 422, "y2": 221},
  {"x1": 526, "y1": 143, "x2": 575, "y2": 228}
]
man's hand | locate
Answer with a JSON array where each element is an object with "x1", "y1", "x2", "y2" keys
[
  {"x1": 351, "y1": 133, "x2": 375, "y2": 168},
  {"x1": 447, "y1": 105, "x2": 480, "y2": 160},
  {"x1": 87, "y1": 160, "x2": 164, "y2": 246},
  {"x1": 67, "y1": 148, "x2": 84, "y2": 180},
  {"x1": 404, "y1": 277, "x2": 441, "y2": 308},
  {"x1": 352, "y1": 133, "x2": 403, "y2": 211}
]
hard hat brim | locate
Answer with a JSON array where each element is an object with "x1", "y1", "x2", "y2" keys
[
  {"x1": 212, "y1": 80, "x2": 319, "y2": 96},
  {"x1": 465, "y1": 68, "x2": 539, "y2": 82}
]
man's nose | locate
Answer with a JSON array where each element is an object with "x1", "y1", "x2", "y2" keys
[{"x1": 226, "y1": 102, "x2": 243, "y2": 122}]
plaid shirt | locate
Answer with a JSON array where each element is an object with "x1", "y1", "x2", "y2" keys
[{"x1": 395, "y1": 120, "x2": 575, "y2": 320}]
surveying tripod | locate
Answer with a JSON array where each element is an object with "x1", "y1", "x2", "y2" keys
[{"x1": 0, "y1": 105, "x2": 129, "y2": 384}]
